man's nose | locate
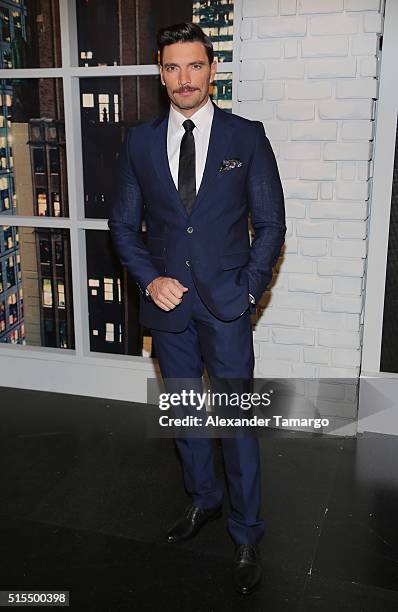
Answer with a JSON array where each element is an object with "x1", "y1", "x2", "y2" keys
[{"x1": 178, "y1": 70, "x2": 191, "y2": 86}]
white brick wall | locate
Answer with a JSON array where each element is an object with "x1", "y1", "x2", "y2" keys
[{"x1": 238, "y1": 0, "x2": 384, "y2": 383}]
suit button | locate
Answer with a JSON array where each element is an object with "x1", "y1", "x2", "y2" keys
[
  {"x1": 187, "y1": 226, "x2": 193, "y2": 234},
  {"x1": 185, "y1": 260, "x2": 190, "y2": 267}
]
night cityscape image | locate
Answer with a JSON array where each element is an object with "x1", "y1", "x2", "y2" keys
[{"x1": 0, "y1": 0, "x2": 234, "y2": 355}]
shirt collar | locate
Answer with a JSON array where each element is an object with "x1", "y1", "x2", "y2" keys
[{"x1": 168, "y1": 97, "x2": 214, "y2": 134}]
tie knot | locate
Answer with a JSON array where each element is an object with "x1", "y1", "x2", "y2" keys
[{"x1": 183, "y1": 119, "x2": 195, "y2": 133}]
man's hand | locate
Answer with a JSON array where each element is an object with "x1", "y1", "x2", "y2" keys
[{"x1": 147, "y1": 277, "x2": 188, "y2": 311}]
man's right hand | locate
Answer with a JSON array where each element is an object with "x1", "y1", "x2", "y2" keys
[{"x1": 146, "y1": 277, "x2": 189, "y2": 311}]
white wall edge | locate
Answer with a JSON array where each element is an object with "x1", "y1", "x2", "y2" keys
[
  {"x1": 358, "y1": 371, "x2": 398, "y2": 435},
  {"x1": 0, "y1": 351, "x2": 159, "y2": 403},
  {"x1": 361, "y1": 0, "x2": 398, "y2": 373}
]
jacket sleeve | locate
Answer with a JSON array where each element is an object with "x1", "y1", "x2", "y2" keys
[
  {"x1": 107, "y1": 127, "x2": 160, "y2": 299},
  {"x1": 243, "y1": 121, "x2": 286, "y2": 302}
]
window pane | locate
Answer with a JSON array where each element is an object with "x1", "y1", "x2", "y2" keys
[
  {"x1": 86, "y1": 229, "x2": 152, "y2": 357},
  {"x1": 0, "y1": 78, "x2": 68, "y2": 217},
  {"x1": 212, "y1": 72, "x2": 233, "y2": 110},
  {"x1": 80, "y1": 71, "x2": 232, "y2": 219},
  {"x1": 80, "y1": 75, "x2": 167, "y2": 219},
  {"x1": 1, "y1": 0, "x2": 61, "y2": 69},
  {"x1": 0, "y1": 226, "x2": 74, "y2": 348},
  {"x1": 76, "y1": 0, "x2": 234, "y2": 66}
]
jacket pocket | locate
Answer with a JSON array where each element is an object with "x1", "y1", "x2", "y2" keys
[{"x1": 220, "y1": 249, "x2": 250, "y2": 270}]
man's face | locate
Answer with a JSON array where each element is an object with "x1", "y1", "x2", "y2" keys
[{"x1": 159, "y1": 41, "x2": 217, "y2": 115}]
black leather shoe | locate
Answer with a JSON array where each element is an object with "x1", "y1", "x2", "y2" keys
[
  {"x1": 166, "y1": 504, "x2": 222, "y2": 543},
  {"x1": 233, "y1": 544, "x2": 262, "y2": 595}
]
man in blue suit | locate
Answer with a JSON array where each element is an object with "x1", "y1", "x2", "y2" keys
[{"x1": 108, "y1": 22, "x2": 286, "y2": 595}]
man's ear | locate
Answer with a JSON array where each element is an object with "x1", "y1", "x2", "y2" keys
[
  {"x1": 159, "y1": 65, "x2": 165, "y2": 86},
  {"x1": 210, "y1": 59, "x2": 217, "y2": 82},
  {"x1": 157, "y1": 50, "x2": 166, "y2": 85}
]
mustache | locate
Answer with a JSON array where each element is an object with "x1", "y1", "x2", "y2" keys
[{"x1": 174, "y1": 87, "x2": 199, "y2": 93}]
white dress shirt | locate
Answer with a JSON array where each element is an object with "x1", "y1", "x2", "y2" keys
[
  {"x1": 167, "y1": 96, "x2": 214, "y2": 193},
  {"x1": 165, "y1": 97, "x2": 256, "y2": 309}
]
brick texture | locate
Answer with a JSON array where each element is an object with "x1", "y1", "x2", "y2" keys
[{"x1": 238, "y1": 0, "x2": 383, "y2": 383}]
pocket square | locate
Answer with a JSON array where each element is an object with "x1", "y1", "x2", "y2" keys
[{"x1": 219, "y1": 158, "x2": 243, "y2": 172}]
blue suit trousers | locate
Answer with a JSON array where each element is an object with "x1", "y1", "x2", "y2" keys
[{"x1": 150, "y1": 272, "x2": 265, "y2": 545}]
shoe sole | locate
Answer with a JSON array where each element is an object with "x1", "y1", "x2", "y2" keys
[{"x1": 234, "y1": 575, "x2": 262, "y2": 596}]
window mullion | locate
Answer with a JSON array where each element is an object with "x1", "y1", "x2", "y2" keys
[
  {"x1": 60, "y1": 0, "x2": 89, "y2": 358},
  {"x1": 232, "y1": 0, "x2": 242, "y2": 115},
  {"x1": 59, "y1": 0, "x2": 78, "y2": 69}
]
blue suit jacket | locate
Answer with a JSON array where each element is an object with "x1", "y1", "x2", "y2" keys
[{"x1": 108, "y1": 101, "x2": 286, "y2": 332}]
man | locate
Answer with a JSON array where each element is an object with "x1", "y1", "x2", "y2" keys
[{"x1": 108, "y1": 22, "x2": 286, "y2": 595}]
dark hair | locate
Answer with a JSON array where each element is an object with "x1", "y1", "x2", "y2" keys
[{"x1": 157, "y1": 22, "x2": 214, "y2": 66}]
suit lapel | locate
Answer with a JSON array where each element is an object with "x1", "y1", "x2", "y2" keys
[
  {"x1": 150, "y1": 108, "x2": 187, "y2": 218},
  {"x1": 150, "y1": 101, "x2": 235, "y2": 219},
  {"x1": 191, "y1": 102, "x2": 235, "y2": 215}
]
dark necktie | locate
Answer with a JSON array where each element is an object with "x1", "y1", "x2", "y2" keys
[{"x1": 178, "y1": 119, "x2": 196, "y2": 216}]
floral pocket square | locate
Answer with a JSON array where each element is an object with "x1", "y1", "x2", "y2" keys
[{"x1": 219, "y1": 158, "x2": 243, "y2": 172}]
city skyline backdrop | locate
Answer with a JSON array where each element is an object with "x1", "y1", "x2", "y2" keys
[{"x1": 0, "y1": 0, "x2": 234, "y2": 357}]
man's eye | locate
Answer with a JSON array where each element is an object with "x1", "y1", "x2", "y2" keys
[
  {"x1": 193, "y1": 64, "x2": 202, "y2": 69},
  {"x1": 166, "y1": 66, "x2": 176, "y2": 72}
]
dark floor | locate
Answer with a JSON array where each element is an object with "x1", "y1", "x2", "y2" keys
[{"x1": 0, "y1": 387, "x2": 398, "y2": 611}]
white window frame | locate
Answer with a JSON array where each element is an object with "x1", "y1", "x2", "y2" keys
[
  {"x1": 361, "y1": 0, "x2": 398, "y2": 377},
  {"x1": 359, "y1": 0, "x2": 398, "y2": 435},
  {"x1": 0, "y1": 0, "x2": 242, "y2": 401}
]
